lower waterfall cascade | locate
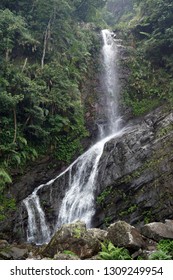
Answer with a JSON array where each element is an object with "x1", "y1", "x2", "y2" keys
[{"x1": 23, "y1": 29, "x2": 124, "y2": 245}]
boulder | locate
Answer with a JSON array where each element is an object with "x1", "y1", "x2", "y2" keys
[
  {"x1": 10, "y1": 247, "x2": 28, "y2": 259},
  {"x1": 87, "y1": 228, "x2": 107, "y2": 242},
  {"x1": 41, "y1": 221, "x2": 100, "y2": 259},
  {"x1": 0, "y1": 245, "x2": 28, "y2": 260},
  {"x1": 0, "y1": 240, "x2": 9, "y2": 249},
  {"x1": 107, "y1": 221, "x2": 145, "y2": 250},
  {"x1": 141, "y1": 220, "x2": 173, "y2": 241},
  {"x1": 0, "y1": 249, "x2": 13, "y2": 260}
]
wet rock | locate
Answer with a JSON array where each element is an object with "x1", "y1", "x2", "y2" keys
[
  {"x1": 107, "y1": 221, "x2": 145, "y2": 250},
  {"x1": 41, "y1": 221, "x2": 100, "y2": 259},
  {"x1": 141, "y1": 220, "x2": 173, "y2": 241}
]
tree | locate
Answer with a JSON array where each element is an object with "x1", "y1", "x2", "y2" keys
[
  {"x1": 73, "y1": 0, "x2": 107, "y2": 21},
  {"x1": 0, "y1": 0, "x2": 105, "y2": 219},
  {"x1": 0, "y1": 9, "x2": 36, "y2": 61}
]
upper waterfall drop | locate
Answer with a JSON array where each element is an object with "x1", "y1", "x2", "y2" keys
[
  {"x1": 22, "y1": 29, "x2": 124, "y2": 245},
  {"x1": 99, "y1": 29, "x2": 121, "y2": 138}
]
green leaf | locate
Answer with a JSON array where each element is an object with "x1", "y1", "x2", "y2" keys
[{"x1": 0, "y1": 168, "x2": 12, "y2": 184}]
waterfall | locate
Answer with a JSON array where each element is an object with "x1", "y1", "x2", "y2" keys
[
  {"x1": 23, "y1": 29, "x2": 123, "y2": 244},
  {"x1": 98, "y1": 29, "x2": 122, "y2": 138},
  {"x1": 23, "y1": 193, "x2": 51, "y2": 245}
]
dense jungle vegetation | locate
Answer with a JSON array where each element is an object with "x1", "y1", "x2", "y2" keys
[
  {"x1": 0, "y1": 0, "x2": 106, "y2": 220},
  {"x1": 105, "y1": 0, "x2": 173, "y2": 115},
  {"x1": 1, "y1": 0, "x2": 173, "y2": 219}
]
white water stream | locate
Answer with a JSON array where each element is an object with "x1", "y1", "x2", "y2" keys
[
  {"x1": 100, "y1": 29, "x2": 122, "y2": 136},
  {"x1": 23, "y1": 30, "x2": 124, "y2": 244}
]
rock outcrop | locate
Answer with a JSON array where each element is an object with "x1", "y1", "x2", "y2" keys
[{"x1": 93, "y1": 106, "x2": 173, "y2": 229}]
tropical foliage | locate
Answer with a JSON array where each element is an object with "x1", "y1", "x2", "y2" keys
[
  {"x1": 105, "y1": 0, "x2": 173, "y2": 115},
  {"x1": 99, "y1": 241, "x2": 132, "y2": 260},
  {"x1": 149, "y1": 239, "x2": 173, "y2": 260},
  {"x1": 0, "y1": 0, "x2": 106, "y2": 218}
]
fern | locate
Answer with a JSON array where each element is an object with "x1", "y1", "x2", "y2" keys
[
  {"x1": 149, "y1": 250, "x2": 172, "y2": 260},
  {"x1": 12, "y1": 154, "x2": 21, "y2": 165},
  {"x1": 157, "y1": 239, "x2": 173, "y2": 258},
  {"x1": 99, "y1": 242, "x2": 132, "y2": 260},
  {"x1": 0, "y1": 168, "x2": 12, "y2": 186}
]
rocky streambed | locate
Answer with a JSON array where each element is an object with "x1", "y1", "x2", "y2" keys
[{"x1": 1, "y1": 220, "x2": 173, "y2": 260}]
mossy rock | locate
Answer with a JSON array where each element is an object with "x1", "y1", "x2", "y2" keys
[{"x1": 41, "y1": 221, "x2": 100, "y2": 259}]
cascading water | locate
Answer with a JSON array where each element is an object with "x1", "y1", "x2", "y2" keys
[
  {"x1": 57, "y1": 141, "x2": 104, "y2": 229},
  {"x1": 23, "y1": 193, "x2": 51, "y2": 245},
  {"x1": 98, "y1": 29, "x2": 122, "y2": 138},
  {"x1": 23, "y1": 29, "x2": 124, "y2": 244}
]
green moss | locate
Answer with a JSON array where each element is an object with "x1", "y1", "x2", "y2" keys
[
  {"x1": 143, "y1": 210, "x2": 152, "y2": 224},
  {"x1": 156, "y1": 123, "x2": 173, "y2": 138},
  {"x1": 104, "y1": 216, "x2": 112, "y2": 227},
  {"x1": 119, "y1": 204, "x2": 138, "y2": 217},
  {"x1": 63, "y1": 250, "x2": 77, "y2": 256},
  {"x1": 96, "y1": 187, "x2": 112, "y2": 205},
  {"x1": 128, "y1": 204, "x2": 138, "y2": 213},
  {"x1": 72, "y1": 226, "x2": 85, "y2": 239}
]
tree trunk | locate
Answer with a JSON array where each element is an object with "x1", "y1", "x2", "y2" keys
[
  {"x1": 5, "y1": 48, "x2": 10, "y2": 62},
  {"x1": 41, "y1": 20, "x2": 51, "y2": 69},
  {"x1": 13, "y1": 108, "x2": 17, "y2": 143},
  {"x1": 22, "y1": 58, "x2": 28, "y2": 72}
]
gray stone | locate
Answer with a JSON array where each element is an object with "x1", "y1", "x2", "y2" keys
[
  {"x1": 10, "y1": 247, "x2": 28, "y2": 259},
  {"x1": 141, "y1": 220, "x2": 173, "y2": 241},
  {"x1": 0, "y1": 251, "x2": 13, "y2": 260},
  {"x1": 107, "y1": 221, "x2": 145, "y2": 250},
  {"x1": 0, "y1": 240, "x2": 9, "y2": 249},
  {"x1": 0, "y1": 245, "x2": 28, "y2": 260},
  {"x1": 87, "y1": 228, "x2": 108, "y2": 242}
]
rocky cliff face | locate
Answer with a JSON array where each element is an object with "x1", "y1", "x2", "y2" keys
[
  {"x1": 1, "y1": 105, "x2": 173, "y2": 243},
  {"x1": 93, "y1": 105, "x2": 173, "y2": 228}
]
